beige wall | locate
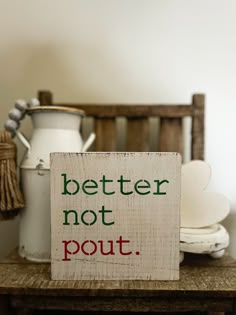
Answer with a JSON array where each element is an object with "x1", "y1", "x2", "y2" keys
[{"x1": 0, "y1": 0, "x2": 236, "y2": 259}]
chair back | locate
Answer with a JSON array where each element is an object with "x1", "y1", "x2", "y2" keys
[{"x1": 38, "y1": 90, "x2": 204, "y2": 160}]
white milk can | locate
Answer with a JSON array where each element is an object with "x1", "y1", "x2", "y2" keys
[{"x1": 18, "y1": 106, "x2": 95, "y2": 262}]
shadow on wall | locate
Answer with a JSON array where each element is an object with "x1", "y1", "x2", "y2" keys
[
  {"x1": 0, "y1": 40, "x2": 138, "y2": 147},
  {"x1": 0, "y1": 42, "x2": 101, "y2": 104},
  {"x1": 0, "y1": 41, "x2": 155, "y2": 259},
  {"x1": 0, "y1": 43, "x2": 94, "y2": 259},
  {"x1": 0, "y1": 40, "x2": 181, "y2": 259},
  {"x1": 0, "y1": 41, "x2": 169, "y2": 105}
]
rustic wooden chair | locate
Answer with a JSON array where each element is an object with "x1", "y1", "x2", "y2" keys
[{"x1": 38, "y1": 90, "x2": 204, "y2": 160}]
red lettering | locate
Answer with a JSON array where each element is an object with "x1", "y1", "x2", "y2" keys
[
  {"x1": 62, "y1": 240, "x2": 80, "y2": 261},
  {"x1": 116, "y1": 236, "x2": 132, "y2": 255},
  {"x1": 62, "y1": 236, "x2": 134, "y2": 260},
  {"x1": 98, "y1": 240, "x2": 115, "y2": 255},
  {"x1": 81, "y1": 240, "x2": 97, "y2": 255}
]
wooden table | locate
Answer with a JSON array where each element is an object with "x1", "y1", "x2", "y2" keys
[{"x1": 0, "y1": 251, "x2": 236, "y2": 314}]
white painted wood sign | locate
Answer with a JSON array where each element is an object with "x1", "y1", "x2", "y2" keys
[{"x1": 51, "y1": 152, "x2": 181, "y2": 280}]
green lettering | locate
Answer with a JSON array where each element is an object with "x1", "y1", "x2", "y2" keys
[
  {"x1": 61, "y1": 173, "x2": 80, "y2": 195},
  {"x1": 134, "y1": 179, "x2": 150, "y2": 195},
  {"x1": 153, "y1": 179, "x2": 169, "y2": 195},
  {"x1": 82, "y1": 179, "x2": 98, "y2": 195},
  {"x1": 99, "y1": 205, "x2": 114, "y2": 226},
  {"x1": 99, "y1": 175, "x2": 115, "y2": 195},
  {"x1": 63, "y1": 210, "x2": 79, "y2": 225},
  {"x1": 117, "y1": 175, "x2": 133, "y2": 195},
  {"x1": 81, "y1": 210, "x2": 97, "y2": 226}
]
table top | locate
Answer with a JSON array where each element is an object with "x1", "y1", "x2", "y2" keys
[{"x1": 0, "y1": 250, "x2": 236, "y2": 299}]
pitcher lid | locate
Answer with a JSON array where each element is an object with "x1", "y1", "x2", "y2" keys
[{"x1": 27, "y1": 106, "x2": 85, "y2": 116}]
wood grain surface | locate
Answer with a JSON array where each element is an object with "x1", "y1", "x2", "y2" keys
[
  {"x1": 0, "y1": 252, "x2": 236, "y2": 313},
  {"x1": 0, "y1": 253, "x2": 236, "y2": 296}
]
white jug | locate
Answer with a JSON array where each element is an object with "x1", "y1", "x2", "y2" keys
[{"x1": 18, "y1": 106, "x2": 95, "y2": 261}]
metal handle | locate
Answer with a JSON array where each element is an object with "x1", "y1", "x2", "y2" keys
[{"x1": 82, "y1": 133, "x2": 96, "y2": 152}]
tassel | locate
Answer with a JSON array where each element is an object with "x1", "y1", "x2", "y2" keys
[{"x1": 0, "y1": 130, "x2": 24, "y2": 219}]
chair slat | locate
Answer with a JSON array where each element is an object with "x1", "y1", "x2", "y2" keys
[
  {"x1": 159, "y1": 118, "x2": 183, "y2": 156},
  {"x1": 126, "y1": 118, "x2": 149, "y2": 151},
  {"x1": 55, "y1": 104, "x2": 192, "y2": 118},
  {"x1": 191, "y1": 94, "x2": 205, "y2": 160},
  {"x1": 38, "y1": 91, "x2": 53, "y2": 105},
  {"x1": 95, "y1": 118, "x2": 116, "y2": 151}
]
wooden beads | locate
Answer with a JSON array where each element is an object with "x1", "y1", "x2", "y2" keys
[
  {"x1": 28, "y1": 98, "x2": 40, "y2": 108},
  {"x1": 4, "y1": 98, "x2": 40, "y2": 136},
  {"x1": 4, "y1": 119, "x2": 19, "y2": 133},
  {"x1": 15, "y1": 99, "x2": 28, "y2": 112},
  {"x1": 9, "y1": 108, "x2": 23, "y2": 121}
]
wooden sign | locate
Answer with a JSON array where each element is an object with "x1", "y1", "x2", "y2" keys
[{"x1": 51, "y1": 152, "x2": 181, "y2": 280}]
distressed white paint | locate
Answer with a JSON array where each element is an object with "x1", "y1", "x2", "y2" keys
[
  {"x1": 180, "y1": 224, "x2": 229, "y2": 255},
  {"x1": 51, "y1": 152, "x2": 181, "y2": 280}
]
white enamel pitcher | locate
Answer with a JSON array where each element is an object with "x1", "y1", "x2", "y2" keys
[{"x1": 13, "y1": 105, "x2": 95, "y2": 261}]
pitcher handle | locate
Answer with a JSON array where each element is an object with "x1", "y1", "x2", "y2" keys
[{"x1": 82, "y1": 133, "x2": 96, "y2": 152}]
